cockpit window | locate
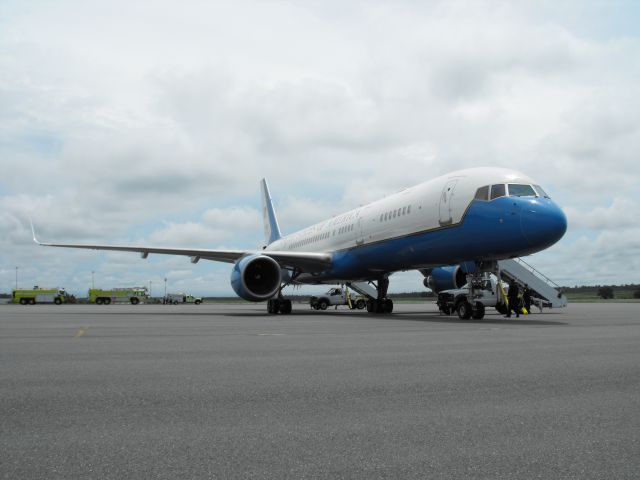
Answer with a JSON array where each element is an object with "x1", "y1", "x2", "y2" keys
[
  {"x1": 474, "y1": 185, "x2": 489, "y2": 201},
  {"x1": 490, "y1": 184, "x2": 506, "y2": 200},
  {"x1": 507, "y1": 184, "x2": 537, "y2": 197},
  {"x1": 533, "y1": 185, "x2": 550, "y2": 198}
]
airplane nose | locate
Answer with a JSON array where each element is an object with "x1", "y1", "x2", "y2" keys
[{"x1": 520, "y1": 200, "x2": 567, "y2": 249}]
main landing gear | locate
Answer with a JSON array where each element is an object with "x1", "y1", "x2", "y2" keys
[
  {"x1": 266, "y1": 279, "x2": 293, "y2": 315},
  {"x1": 267, "y1": 297, "x2": 292, "y2": 314},
  {"x1": 365, "y1": 276, "x2": 393, "y2": 314}
]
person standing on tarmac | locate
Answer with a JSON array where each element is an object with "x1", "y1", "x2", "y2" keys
[
  {"x1": 506, "y1": 281, "x2": 520, "y2": 318},
  {"x1": 522, "y1": 284, "x2": 532, "y2": 314}
]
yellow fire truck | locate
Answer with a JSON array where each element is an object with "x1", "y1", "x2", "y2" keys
[
  {"x1": 88, "y1": 287, "x2": 149, "y2": 305},
  {"x1": 12, "y1": 287, "x2": 68, "y2": 305}
]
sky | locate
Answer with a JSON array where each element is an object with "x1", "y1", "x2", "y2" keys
[{"x1": 1, "y1": 0, "x2": 639, "y2": 297}]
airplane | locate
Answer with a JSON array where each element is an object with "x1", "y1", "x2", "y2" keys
[{"x1": 33, "y1": 167, "x2": 567, "y2": 318}]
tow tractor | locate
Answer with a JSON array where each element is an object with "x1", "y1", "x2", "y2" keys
[{"x1": 310, "y1": 286, "x2": 366, "y2": 310}]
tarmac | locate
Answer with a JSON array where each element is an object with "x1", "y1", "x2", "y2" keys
[{"x1": 1, "y1": 302, "x2": 639, "y2": 479}]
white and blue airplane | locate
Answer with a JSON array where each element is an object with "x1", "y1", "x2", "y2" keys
[{"x1": 34, "y1": 167, "x2": 567, "y2": 317}]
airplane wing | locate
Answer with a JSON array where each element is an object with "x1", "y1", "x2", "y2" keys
[{"x1": 32, "y1": 227, "x2": 332, "y2": 273}]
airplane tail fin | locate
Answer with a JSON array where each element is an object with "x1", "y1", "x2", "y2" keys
[{"x1": 260, "y1": 179, "x2": 282, "y2": 246}]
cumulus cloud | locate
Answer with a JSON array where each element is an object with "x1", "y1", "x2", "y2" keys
[
  {"x1": 1, "y1": 0, "x2": 639, "y2": 294},
  {"x1": 565, "y1": 198, "x2": 639, "y2": 231}
]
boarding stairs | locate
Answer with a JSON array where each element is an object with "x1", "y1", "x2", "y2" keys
[
  {"x1": 346, "y1": 281, "x2": 379, "y2": 299},
  {"x1": 497, "y1": 258, "x2": 567, "y2": 308}
]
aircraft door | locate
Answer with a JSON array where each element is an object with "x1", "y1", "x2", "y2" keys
[
  {"x1": 356, "y1": 210, "x2": 367, "y2": 245},
  {"x1": 439, "y1": 179, "x2": 458, "y2": 226}
]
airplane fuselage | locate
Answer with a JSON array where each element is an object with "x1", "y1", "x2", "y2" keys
[{"x1": 267, "y1": 167, "x2": 567, "y2": 282}]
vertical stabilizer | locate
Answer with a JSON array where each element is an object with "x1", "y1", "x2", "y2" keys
[{"x1": 260, "y1": 179, "x2": 282, "y2": 246}]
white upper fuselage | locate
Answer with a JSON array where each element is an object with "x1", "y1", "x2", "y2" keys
[{"x1": 267, "y1": 167, "x2": 536, "y2": 254}]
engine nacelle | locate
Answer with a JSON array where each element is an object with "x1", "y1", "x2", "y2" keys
[
  {"x1": 230, "y1": 254, "x2": 282, "y2": 302},
  {"x1": 425, "y1": 265, "x2": 468, "y2": 293}
]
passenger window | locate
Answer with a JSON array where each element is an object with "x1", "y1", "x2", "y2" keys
[
  {"x1": 490, "y1": 184, "x2": 506, "y2": 199},
  {"x1": 474, "y1": 186, "x2": 489, "y2": 201},
  {"x1": 402, "y1": 207, "x2": 406, "y2": 215},
  {"x1": 380, "y1": 214, "x2": 383, "y2": 222},
  {"x1": 407, "y1": 205, "x2": 411, "y2": 214},
  {"x1": 508, "y1": 184, "x2": 536, "y2": 197},
  {"x1": 533, "y1": 185, "x2": 550, "y2": 198}
]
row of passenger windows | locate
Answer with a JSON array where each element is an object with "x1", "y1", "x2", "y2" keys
[
  {"x1": 291, "y1": 223, "x2": 355, "y2": 249},
  {"x1": 474, "y1": 183, "x2": 550, "y2": 201},
  {"x1": 379, "y1": 204, "x2": 411, "y2": 223}
]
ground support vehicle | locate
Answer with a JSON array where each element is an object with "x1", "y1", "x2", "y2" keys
[
  {"x1": 437, "y1": 276, "x2": 508, "y2": 320},
  {"x1": 310, "y1": 287, "x2": 366, "y2": 311},
  {"x1": 89, "y1": 287, "x2": 149, "y2": 305},
  {"x1": 12, "y1": 287, "x2": 68, "y2": 305},
  {"x1": 165, "y1": 293, "x2": 203, "y2": 305}
]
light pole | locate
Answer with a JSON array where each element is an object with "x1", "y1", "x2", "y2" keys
[
  {"x1": 91, "y1": 270, "x2": 95, "y2": 290},
  {"x1": 15, "y1": 266, "x2": 18, "y2": 290},
  {"x1": 164, "y1": 278, "x2": 167, "y2": 299}
]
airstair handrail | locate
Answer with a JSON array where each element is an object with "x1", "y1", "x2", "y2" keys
[{"x1": 513, "y1": 258, "x2": 563, "y2": 291}]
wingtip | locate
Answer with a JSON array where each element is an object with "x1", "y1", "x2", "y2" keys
[{"x1": 29, "y1": 218, "x2": 42, "y2": 245}]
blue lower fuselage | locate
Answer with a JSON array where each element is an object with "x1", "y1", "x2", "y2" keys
[{"x1": 303, "y1": 196, "x2": 567, "y2": 282}]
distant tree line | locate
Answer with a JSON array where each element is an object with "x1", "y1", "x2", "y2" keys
[{"x1": 561, "y1": 284, "x2": 640, "y2": 300}]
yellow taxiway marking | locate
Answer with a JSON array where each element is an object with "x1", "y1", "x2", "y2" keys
[{"x1": 74, "y1": 326, "x2": 89, "y2": 338}]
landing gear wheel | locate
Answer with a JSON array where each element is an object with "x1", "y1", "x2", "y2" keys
[
  {"x1": 472, "y1": 302, "x2": 485, "y2": 320},
  {"x1": 318, "y1": 299, "x2": 328, "y2": 311},
  {"x1": 267, "y1": 299, "x2": 280, "y2": 314},
  {"x1": 280, "y1": 299, "x2": 292, "y2": 314},
  {"x1": 383, "y1": 298, "x2": 393, "y2": 313},
  {"x1": 457, "y1": 301, "x2": 472, "y2": 320},
  {"x1": 366, "y1": 299, "x2": 392, "y2": 314}
]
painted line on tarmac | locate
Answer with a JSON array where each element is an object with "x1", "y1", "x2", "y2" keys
[{"x1": 74, "y1": 326, "x2": 89, "y2": 338}]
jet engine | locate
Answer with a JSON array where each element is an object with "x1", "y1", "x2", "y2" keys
[
  {"x1": 230, "y1": 254, "x2": 282, "y2": 302},
  {"x1": 424, "y1": 265, "x2": 468, "y2": 293}
]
